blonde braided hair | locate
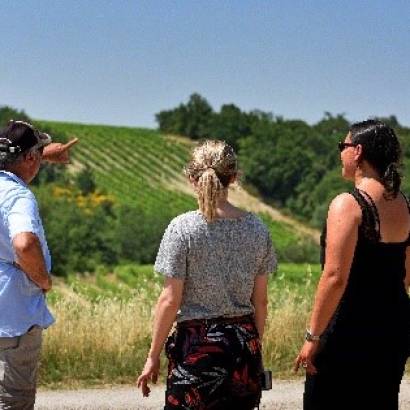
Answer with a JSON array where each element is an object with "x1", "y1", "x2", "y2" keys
[{"x1": 185, "y1": 140, "x2": 237, "y2": 222}]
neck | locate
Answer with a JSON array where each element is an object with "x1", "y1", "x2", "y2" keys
[
  {"x1": 354, "y1": 166, "x2": 382, "y2": 190},
  {"x1": 5, "y1": 165, "x2": 30, "y2": 184},
  {"x1": 215, "y1": 191, "x2": 229, "y2": 208}
]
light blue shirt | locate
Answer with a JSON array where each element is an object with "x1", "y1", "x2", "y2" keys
[{"x1": 0, "y1": 171, "x2": 54, "y2": 337}]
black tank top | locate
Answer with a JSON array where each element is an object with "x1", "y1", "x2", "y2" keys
[{"x1": 320, "y1": 188, "x2": 410, "y2": 353}]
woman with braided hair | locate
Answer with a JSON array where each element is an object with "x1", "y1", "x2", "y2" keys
[
  {"x1": 295, "y1": 120, "x2": 410, "y2": 410},
  {"x1": 137, "y1": 140, "x2": 276, "y2": 409}
]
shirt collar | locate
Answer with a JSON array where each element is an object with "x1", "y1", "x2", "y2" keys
[{"x1": 0, "y1": 171, "x2": 29, "y2": 188}]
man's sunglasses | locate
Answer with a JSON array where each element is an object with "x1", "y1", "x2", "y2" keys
[{"x1": 338, "y1": 142, "x2": 357, "y2": 152}]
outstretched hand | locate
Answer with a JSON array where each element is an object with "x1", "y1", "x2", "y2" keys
[
  {"x1": 136, "y1": 356, "x2": 160, "y2": 397},
  {"x1": 42, "y1": 138, "x2": 79, "y2": 164}
]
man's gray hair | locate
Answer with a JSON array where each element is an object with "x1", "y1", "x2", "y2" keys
[{"x1": 0, "y1": 143, "x2": 38, "y2": 170}]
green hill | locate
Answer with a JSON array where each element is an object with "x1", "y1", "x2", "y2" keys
[
  {"x1": 36, "y1": 120, "x2": 319, "y2": 265},
  {"x1": 38, "y1": 121, "x2": 196, "y2": 214}
]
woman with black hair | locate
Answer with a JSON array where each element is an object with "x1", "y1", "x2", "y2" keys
[{"x1": 295, "y1": 120, "x2": 410, "y2": 410}]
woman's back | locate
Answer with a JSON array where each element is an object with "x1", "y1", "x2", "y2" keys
[
  {"x1": 358, "y1": 185, "x2": 410, "y2": 243},
  {"x1": 154, "y1": 210, "x2": 276, "y2": 322}
]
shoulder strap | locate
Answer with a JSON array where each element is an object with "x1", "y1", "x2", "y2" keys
[
  {"x1": 350, "y1": 188, "x2": 381, "y2": 242},
  {"x1": 400, "y1": 191, "x2": 410, "y2": 214},
  {"x1": 400, "y1": 191, "x2": 410, "y2": 244}
]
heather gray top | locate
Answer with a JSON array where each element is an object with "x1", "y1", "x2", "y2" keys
[{"x1": 154, "y1": 210, "x2": 277, "y2": 322}]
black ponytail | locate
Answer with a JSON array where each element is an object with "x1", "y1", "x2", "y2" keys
[
  {"x1": 382, "y1": 163, "x2": 401, "y2": 199},
  {"x1": 350, "y1": 120, "x2": 402, "y2": 199}
]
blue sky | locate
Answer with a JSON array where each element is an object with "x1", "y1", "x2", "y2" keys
[{"x1": 1, "y1": 0, "x2": 409, "y2": 128}]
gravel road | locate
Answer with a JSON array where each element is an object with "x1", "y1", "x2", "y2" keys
[{"x1": 35, "y1": 379, "x2": 410, "y2": 409}]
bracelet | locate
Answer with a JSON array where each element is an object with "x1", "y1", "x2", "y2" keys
[{"x1": 305, "y1": 329, "x2": 321, "y2": 342}]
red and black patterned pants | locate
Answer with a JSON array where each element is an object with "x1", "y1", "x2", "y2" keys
[{"x1": 164, "y1": 315, "x2": 263, "y2": 410}]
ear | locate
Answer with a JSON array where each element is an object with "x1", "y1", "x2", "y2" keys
[
  {"x1": 354, "y1": 144, "x2": 363, "y2": 162},
  {"x1": 188, "y1": 175, "x2": 198, "y2": 188},
  {"x1": 22, "y1": 150, "x2": 41, "y2": 166},
  {"x1": 26, "y1": 151, "x2": 35, "y2": 161}
]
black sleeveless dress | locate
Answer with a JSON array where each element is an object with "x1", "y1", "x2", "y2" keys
[{"x1": 304, "y1": 188, "x2": 410, "y2": 410}]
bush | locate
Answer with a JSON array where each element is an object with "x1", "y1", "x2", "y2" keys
[{"x1": 115, "y1": 205, "x2": 173, "y2": 264}]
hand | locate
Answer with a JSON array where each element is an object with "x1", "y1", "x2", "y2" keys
[
  {"x1": 294, "y1": 340, "x2": 319, "y2": 375},
  {"x1": 136, "y1": 356, "x2": 160, "y2": 397},
  {"x1": 42, "y1": 138, "x2": 79, "y2": 164}
]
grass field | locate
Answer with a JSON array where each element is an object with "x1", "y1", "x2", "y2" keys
[{"x1": 39, "y1": 263, "x2": 321, "y2": 387}]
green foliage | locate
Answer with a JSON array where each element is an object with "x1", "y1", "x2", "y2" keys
[
  {"x1": 29, "y1": 121, "x2": 199, "y2": 275},
  {"x1": 259, "y1": 214, "x2": 319, "y2": 263},
  {"x1": 6, "y1": 104, "x2": 408, "y2": 279},
  {"x1": 75, "y1": 165, "x2": 96, "y2": 194},
  {"x1": 156, "y1": 93, "x2": 213, "y2": 139},
  {"x1": 240, "y1": 119, "x2": 314, "y2": 203},
  {"x1": 115, "y1": 205, "x2": 173, "y2": 264},
  {"x1": 209, "y1": 104, "x2": 251, "y2": 149},
  {"x1": 30, "y1": 112, "x2": 321, "y2": 275},
  {"x1": 34, "y1": 184, "x2": 118, "y2": 276},
  {"x1": 0, "y1": 105, "x2": 31, "y2": 128},
  {"x1": 157, "y1": 95, "x2": 255, "y2": 149},
  {"x1": 157, "y1": 94, "x2": 410, "y2": 226}
]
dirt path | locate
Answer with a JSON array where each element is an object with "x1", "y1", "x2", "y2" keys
[{"x1": 35, "y1": 379, "x2": 410, "y2": 409}]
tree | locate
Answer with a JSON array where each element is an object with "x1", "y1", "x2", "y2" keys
[
  {"x1": 182, "y1": 93, "x2": 213, "y2": 139},
  {"x1": 156, "y1": 104, "x2": 188, "y2": 135},
  {"x1": 115, "y1": 205, "x2": 171, "y2": 264},
  {"x1": 314, "y1": 112, "x2": 349, "y2": 136},
  {"x1": 239, "y1": 119, "x2": 313, "y2": 204},
  {"x1": 156, "y1": 93, "x2": 213, "y2": 139},
  {"x1": 0, "y1": 105, "x2": 31, "y2": 128},
  {"x1": 209, "y1": 104, "x2": 251, "y2": 149}
]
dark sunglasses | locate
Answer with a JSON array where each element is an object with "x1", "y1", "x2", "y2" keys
[{"x1": 338, "y1": 141, "x2": 357, "y2": 152}]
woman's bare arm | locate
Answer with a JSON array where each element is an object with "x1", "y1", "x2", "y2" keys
[
  {"x1": 308, "y1": 193, "x2": 361, "y2": 335},
  {"x1": 148, "y1": 277, "x2": 184, "y2": 359},
  {"x1": 251, "y1": 274, "x2": 269, "y2": 339},
  {"x1": 295, "y1": 193, "x2": 361, "y2": 374},
  {"x1": 137, "y1": 277, "x2": 183, "y2": 397}
]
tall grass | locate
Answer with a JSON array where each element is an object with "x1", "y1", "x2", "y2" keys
[
  {"x1": 40, "y1": 292, "x2": 155, "y2": 387},
  {"x1": 39, "y1": 264, "x2": 319, "y2": 387}
]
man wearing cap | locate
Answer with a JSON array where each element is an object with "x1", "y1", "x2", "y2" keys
[{"x1": 0, "y1": 120, "x2": 77, "y2": 409}]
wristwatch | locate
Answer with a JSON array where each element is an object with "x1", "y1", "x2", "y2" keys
[{"x1": 305, "y1": 329, "x2": 321, "y2": 342}]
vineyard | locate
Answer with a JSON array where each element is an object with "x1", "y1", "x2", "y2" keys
[
  {"x1": 37, "y1": 121, "x2": 196, "y2": 215},
  {"x1": 36, "y1": 120, "x2": 319, "y2": 262}
]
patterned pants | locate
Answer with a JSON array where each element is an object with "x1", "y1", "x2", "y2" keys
[{"x1": 165, "y1": 315, "x2": 263, "y2": 410}]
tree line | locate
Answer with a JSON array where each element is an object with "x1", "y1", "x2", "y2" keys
[
  {"x1": 1, "y1": 102, "x2": 408, "y2": 276},
  {"x1": 157, "y1": 94, "x2": 410, "y2": 227}
]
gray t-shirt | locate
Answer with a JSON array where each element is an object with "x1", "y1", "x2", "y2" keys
[{"x1": 154, "y1": 210, "x2": 277, "y2": 322}]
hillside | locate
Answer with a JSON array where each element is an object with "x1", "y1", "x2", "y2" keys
[{"x1": 37, "y1": 121, "x2": 320, "y2": 258}]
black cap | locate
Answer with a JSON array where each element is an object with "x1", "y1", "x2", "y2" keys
[{"x1": 0, "y1": 120, "x2": 52, "y2": 155}]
